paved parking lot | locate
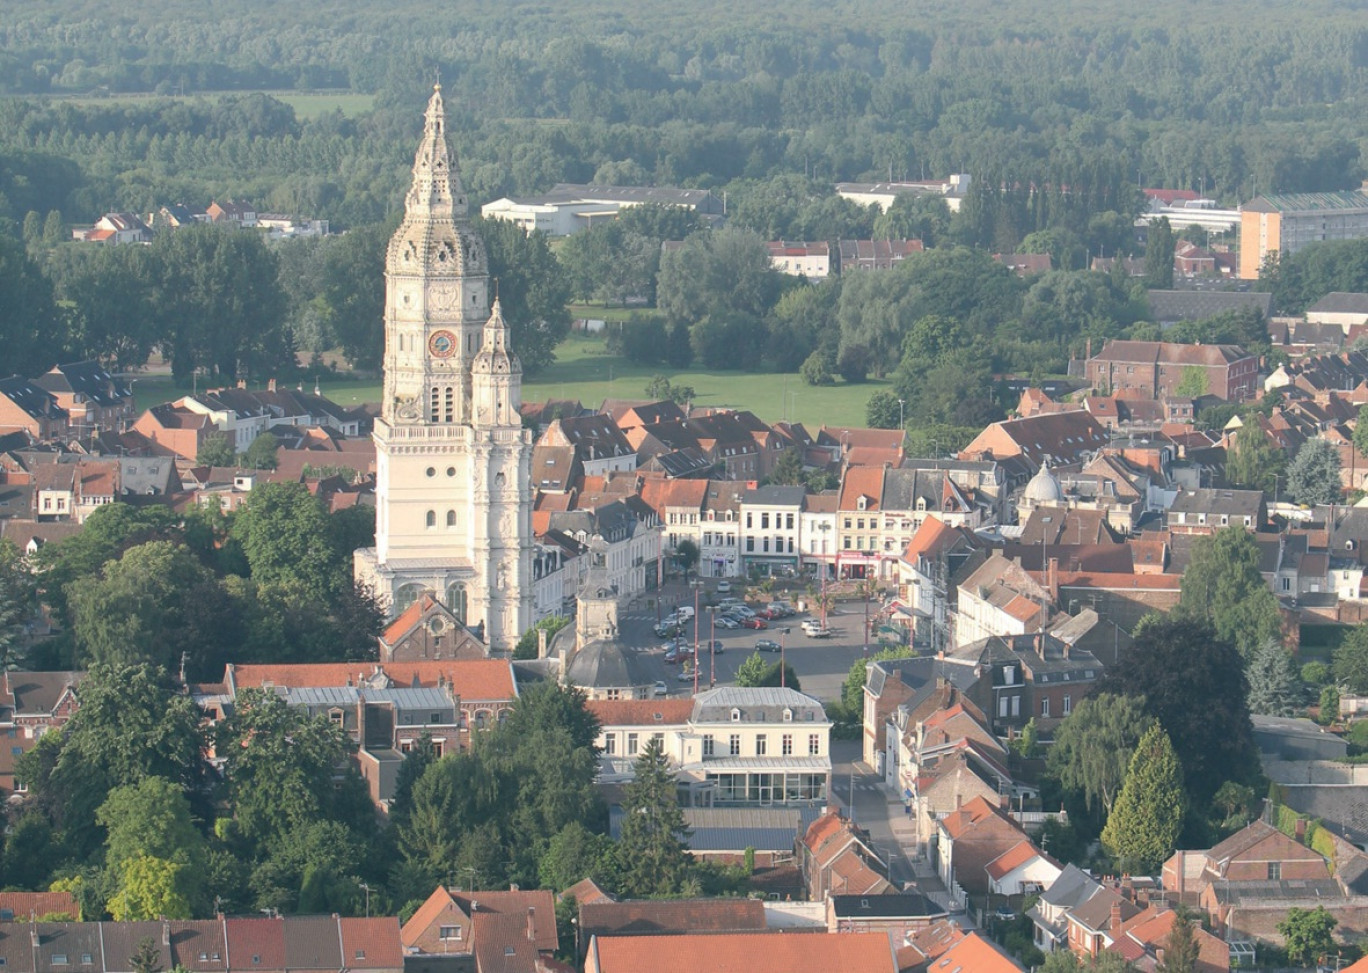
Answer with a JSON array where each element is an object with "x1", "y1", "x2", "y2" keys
[{"x1": 617, "y1": 586, "x2": 876, "y2": 703}]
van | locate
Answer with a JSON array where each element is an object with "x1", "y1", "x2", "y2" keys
[
  {"x1": 717, "y1": 598, "x2": 744, "y2": 611},
  {"x1": 802, "y1": 619, "x2": 831, "y2": 638},
  {"x1": 674, "y1": 605, "x2": 696, "y2": 621}
]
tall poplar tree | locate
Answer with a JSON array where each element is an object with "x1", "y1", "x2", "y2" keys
[
  {"x1": 614, "y1": 738, "x2": 691, "y2": 897},
  {"x1": 1101, "y1": 724, "x2": 1185, "y2": 872}
]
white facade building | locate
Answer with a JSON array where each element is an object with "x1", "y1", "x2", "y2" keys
[{"x1": 355, "y1": 86, "x2": 534, "y2": 651}]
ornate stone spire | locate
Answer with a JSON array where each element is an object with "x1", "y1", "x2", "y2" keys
[
  {"x1": 404, "y1": 84, "x2": 468, "y2": 220},
  {"x1": 473, "y1": 298, "x2": 521, "y2": 375}
]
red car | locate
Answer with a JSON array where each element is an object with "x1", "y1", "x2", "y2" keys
[
  {"x1": 755, "y1": 608, "x2": 780, "y2": 620},
  {"x1": 741, "y1": 617, "x2": 768, "y2": 630}
]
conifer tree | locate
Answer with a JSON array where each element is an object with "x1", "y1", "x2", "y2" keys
[
  {"x1": 1246, "y1": 639, "x2": 1301, "y2": 717},
  {"x1": 615, "y1": 737, "x2": 691, "y2": 897},
  {"x1": 1101, "y1": 724, "x2": 1185, "y2": 872}
]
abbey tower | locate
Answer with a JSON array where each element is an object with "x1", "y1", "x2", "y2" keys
[{"x1": 354, "y1": 86, "x2": 533, "y2": 651}]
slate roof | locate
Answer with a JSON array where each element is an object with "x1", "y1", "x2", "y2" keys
[
  {"x1": 35, "y1": 362, "x2": 130, "y2": 407},
  {"x1": 678, "y1": 807, "x2": 811, "y2": 853},
  {"x1": 1307, "y1": 292, "x2": 1368, "y2": 316},
  {"x1": 690, "y1": 686, "x2": 828, "y2": 724},
  {"x1": 565, "y1": 639, "x2": 652, "y2": 690},
  {"x1": 1243, "y1": 191, "x2": 1368, "y2": 214},
  {"x1": 579, "y1": 899, "x2": 767, "y2": 939},
  {"x1": 1145, "y1": 289, "x2": 1272, "y2": 323},
  {"x1": 100, "y1": 922, "x2": 173, "y2": 973},
  {"x1": 0, "y1": 378, "x2": 66, "y2": 423},
  {"x1": 830, "y1": 892, "x2": 945, "y2": 919}
]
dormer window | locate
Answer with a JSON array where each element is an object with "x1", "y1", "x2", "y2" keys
[
  {"x1": 731, "y1": 708, "x2": 741, "y2": 722},
  {"x1": 857, "y1": 496, "x2": 868, "y2": 511},
  {"x1": 783, "y1": 708, "x2": 793, "y2": 722}
]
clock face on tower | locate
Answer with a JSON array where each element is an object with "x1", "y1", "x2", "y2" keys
[{"x1": 428, "y1": 330, "x2": 457, "y2": 358}]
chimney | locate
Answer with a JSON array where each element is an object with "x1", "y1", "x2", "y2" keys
[
  {"x1": 268, "y1": 378, "x2": 277, "y2": 393},
  {"x1": 236, "y1": 379, "x2": 246, "y2": 389},
  {"x1": 527, "y1": 907, "x2": 536, "y2": 942},
  {"x1": 1035, "y1": 632, "x2": 1045, "y2": 660},
  {"x1": 1109, "y1": 900, "x2": 1122, "y2": 936},
  {"x1": 1048, "y1": 557, "x2": 1059, "y2": 602}
]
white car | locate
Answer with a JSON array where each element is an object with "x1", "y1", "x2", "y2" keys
[
  {"x1": 802, "y1": 620, "x2": 831, "y2": 638},
  {"x1": 714, "y1": 615, "x2": 740, "y2": 630},
  {"x1": 652, "y1": 680, "x2": 668, "y2": 697},
  {"x1": 715, "y1": 580, "x2": 732, "y2": 594}
]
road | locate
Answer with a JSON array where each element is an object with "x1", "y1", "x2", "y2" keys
[{"x1": 616, "y1": 581, "x2": 872, "y2": 703}]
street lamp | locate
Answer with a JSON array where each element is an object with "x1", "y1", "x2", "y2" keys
[
  {"x1": 360, "y1": 882, "x2": 372, "y2": 918},
  {"x1": 897, "y1": 397, "x2": 906, "y2": 436}
]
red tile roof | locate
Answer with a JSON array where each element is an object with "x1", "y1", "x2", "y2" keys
[
  {"x1": 585, "y1": 699, "x2": 694, "y2": 727},
  {"x1": 338, "y1": 918, "x2": 403, "y2": 970},
  {"x1": 589, "y1": 932, "x2": 896, "y2": 973},
  {"x1": 985, "y1": 840, "x2": 1042, "y2": 880},
  {"x1": 226, "y1": 660, "x2": 516, "y2": 701},
  {"x1": 840, "y1": 466, "x2": 885, "y2": 511},
  {"x1": 223, "y1": 918, "x2": 285, "y2": 971}
]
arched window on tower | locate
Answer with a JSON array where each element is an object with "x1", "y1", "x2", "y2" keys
[
  {"x1": 446, "y1": 584, "x2": 467, "y2": 623},
  {"x1": 446, "y1": 510, "x2": 456, "y2": 528},
  {"x1": 429, "y1": 387, "x2": 439, "y2": 422},
  {"x1": 444, "y1": 387, "x2": 454, "y2": 423},
  {"x1": 395, "y1": 583, "x2": 426, "y2": 614},
  {"x1": 426, "y1": 510, "x2": 436, "y2": 528}
]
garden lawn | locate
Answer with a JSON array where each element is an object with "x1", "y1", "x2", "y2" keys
[{"x1": 127, "y1": 335, "x2": 889, "y2": 429}]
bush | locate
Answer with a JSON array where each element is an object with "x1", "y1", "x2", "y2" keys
[
  {"x1": 800, "y1": 350, "x2": 834, "y2": 386},
  {"x1": 1302, "y1": 661, "x2": 1331, "y2": 686}
]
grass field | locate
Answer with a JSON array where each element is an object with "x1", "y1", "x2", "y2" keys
[{"x1": 129, "y1": 334, "x2": 884, "y2": 428}]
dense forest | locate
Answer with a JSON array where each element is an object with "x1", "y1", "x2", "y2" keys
[{"x1": 2, "y1": 0, "x2": 1368, "y2": 229}]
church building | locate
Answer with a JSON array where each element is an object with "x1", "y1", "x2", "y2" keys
[{"x1": 355, "y1": 86, "x2": 534, "y2": 652}]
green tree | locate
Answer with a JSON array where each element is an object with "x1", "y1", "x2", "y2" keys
[
  {"x1": 865, "y1": 390, "x2": 902, "y2": 429},
  {"x1": 108, "y1": 856, "x2": 192, "y2": 921},
  {"x1": 513, "y1": 615, "x2": 571, "y2": 661},
  {"x1": 657, "y1": 227, "x2": 783, "y2": 325},
  {"x1": 1354, "y1": 405, "x2": 1368, "y2": 460},
  {"x1": 1155, "y1": 912, "x2": 1200, "y2": 973},
  {"x1": 1212, "y1": 781, "x2": 1255, "y2": 828},
  {"x1": 216, "y1": 687, "x2": 360, "y2": 852},
  {"x1": 1101, "y1": 724, "x2": 1185, "y2": 872},
  {"x1": 68, "y1": 540, "x2": 237, "y2": 675},
  {"x1": 674, "y1": 539, "x2": 700, "y2": 581},
  {"x1": 1286, "y1": 437, "x2": 1343, "y2": 506},
  {"x1": 196, "y1": 432, "x2": 236, "y2": 468},
  {"x1": 1224, "y1": 428, "x2": 1286, "y2": 493},
  {"x1": 1178, "y1": 528, "x2": 1283, "y2": 658},
  {"x1": 0, "y1": 539, "x2": 35, "y2": 671},
  {"x1": 129, "y1": 938, "x2": 164, "y2": 973},
  {"x1": 765, "y1": 448, "x2": 804, "y2": 486},
  {"x1": 800, "y1": 350, "x2": 834, "y2": 386},
  {"x1": 230, "y1": 481, "x2": 342, "y2": 601},
  {"x1": 478, "y1": 216, "x2": 572, "y2": 374},
  {"x1": 1320, "y1": 684, "x2": 1342, "y2": 725},
  {"x1": 18, "y1": 664, "x2": 206, "y2": 859},
  {"x1": 1333, "y1": 624, "x2": 1368, "y2": 693},
  {"x1": 1101, "y1": 615, "x2": 1259, "y2": 807},
  {"x1": 242, "y1": 431, "x2": 280, "y2": 471},
  {"x1": 538, "y1": 820, "x2": 612, "y2": 892},
  {"x1": 1144, "y1": 217, "x2": 1175, "y2": 289},
  {"x1": 614, "y1": 738, "x2": 691, "y2": 897},
  {"x1": 1247, "y1": 638, "x2": 1303, "y2": 716},
  {"x1": 97, "y1": 776, "x2": 206, "y2": 876},
  {"x1": 1278, "y1": 905, "x2": 1338, "y2": 967},
  {"x1": 0, "y1": 233, "x2": 64, "y2": 377},
  {"x1": 317, "y1": 220, "x2": 390, "y2": 370},
  {"x1": 734, "y1": 652, "x2": 800, "y2": 690},
  {"x1": 1047, "y1": 693, "x2": 1156, "y2": 817},
  {"x1": 150, "y1": 223, "x2": 290, "y2": 383},
  {"x1": 1174, "y1": 366, "x2": 1208, "y2": 398}
]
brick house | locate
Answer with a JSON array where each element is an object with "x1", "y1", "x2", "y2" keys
[
  {"x1": 586, "y1": 932, "x2": 898, "y2": 973},
  {"x1": 401, "y1": 886, "x2": 557, "y2": 967},
  {"x1": 0, "y1": 378, "x2": 68, "y2": 440},
  {"x1": 0, "y1": 671, "x2": 84, "y2": 797},
  {"x1": 35, "y1": 362, "x2": 134, "y2": 434},
  {"x1": 1086, "y1": 340, "x2": 1259, "y2": 402},
  {"x1": 934, "y1": 795, "x2": 1034, "y2": 895}
]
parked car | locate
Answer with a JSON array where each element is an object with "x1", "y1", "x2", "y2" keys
[
  {"x1": 652, "y1": 680, "x2": 668, "y2": 697},
  {"x1": 654, "y1": 622, "x2": 681, "y2": 638},
  {"x1": 730, "y1": 606, "x2": 757, "y2": 619},
  {"x1": 674, "y1": 605, "x2": 696, "y2": 621},
  {"x1": 755, "y1": 639, "x2": 781, "y2": 653},
  {"x1": 714, "y1": 615, "x2": 740, "y2": 630},
  {"x1": 705, "y1": 639, "x2": 725, "y2": 655},
  {"x1": 664, "y1": 645, "x2": 684, "y2": 664},
  {"x1": 717, "y1": 598, "x2": 744, "y2": 611},
  {"x1": 768, "y1": 602, "x2": 794, "y2": 617},
  {"x1": 802, "y1": 621, "x2": 831, "y2": 638},
  {"x1": 716, "y1": 580, "x2": 732, "y2": 594},
  {"x1": 676, "y1": 669, "x2": 696, "y2": 682},
  {"x1": 741, "y1": 617, "x2": 768, "y2": 630}
]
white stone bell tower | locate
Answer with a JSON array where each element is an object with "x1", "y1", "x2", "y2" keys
[{"x1": 354, "y1": 85, "x2": 534, "y2": 652}]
